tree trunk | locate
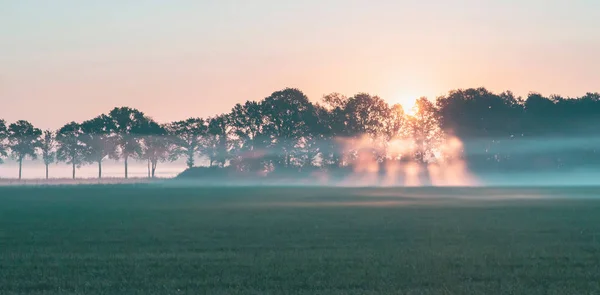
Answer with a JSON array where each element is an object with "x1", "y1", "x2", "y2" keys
[
  {"x1": 98, "y1": 161, "x2": 102, "y2": 179},
  {"x1": 151, "y1": 160, "x2": 157, "y2": 178},
  {"x1": 124, "y1": 156, "x2": 128, "y2": 179},
  {"x1": 187, "y1": 152, "x2": 194, "y2": 168},
  {"x1": 72, "y1": 162, "x2": 76, "y2": 179},
  {"x1": 45, "y1": 164, "x2": 49, "y2": 180},
  {"x1": 18, "y1": 157, "x2": 23, "y2": 180},
  {"x1": 147, "y1": 159, "x2": 151, "y2": 178}
]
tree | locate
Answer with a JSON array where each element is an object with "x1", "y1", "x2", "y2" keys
[
  {"x1": 168, "y1": 118, "x2": 207, "y2": 168},
  {"x1": 385, "y1": 104, "x2": 405, "y2": 141},
  {"x1": 343, "y1": 93, "x2": 391, "y2": 137},
  {"x1": 80, "y1": 115, "x2": 117, "y2": 179},
  {"x1": 139, "y1": 119, "x2": 172, "y2": 178},
  {"x1": 319, "y1": 93, "x2": 349, "y2": 167},
  {"x1": 108, "y1": 107, "x2": 146, "y2": 179},
  {"x1": 56, "y1": 122, "x2": 86, "y2": 179},
  {"x1": 203, "y1": 115, "x2": 232, "y2": 168},
  {"x1": 40, "y1": 130, "x2": 56, "y2": 179},
  {"x1": 435, "y1": 88, "x2": 525, "y2": 171},
  {"x1": 8, "y1": 120, "x2": 42, "y2": 180},
  {"x1": 404, "y1": 97, "x2": 443, "y2": 163},
  {"x1": 261, "y1": 88, "x2": 318, "y2": 168},
  {"x1": 229, "y1": 101, "x2": 269, "y2": 172},
  {"x1": 320, "y1": 92, "x2": 391, "y2": 166},
  {"x1": 0, "y1": 120, "x2": 7, "y2": 165}
]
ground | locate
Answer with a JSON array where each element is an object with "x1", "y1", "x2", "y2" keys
[{"x1": 1, "y1": 185, "x2": 600, "y2": 294}]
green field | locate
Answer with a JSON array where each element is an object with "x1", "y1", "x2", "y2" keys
[{"x1": 1, "y1": 185, "x2": 600, "y2": 294}]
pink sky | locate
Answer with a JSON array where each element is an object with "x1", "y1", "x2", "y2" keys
[{"x1": 2, "y1": 0, "x2": 599, "y2": 130}]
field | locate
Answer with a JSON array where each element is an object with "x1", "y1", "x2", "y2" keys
[{"x1": 1, "y1": 185, "x2": 600, "y2": 294}]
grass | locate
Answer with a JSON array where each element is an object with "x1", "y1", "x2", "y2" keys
[{"x1": 1, "y1": 185, "x2": 600, "y2": 294}]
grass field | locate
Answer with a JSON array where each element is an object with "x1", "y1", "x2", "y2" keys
[{"x1": 1, "y1": 185, "x2": 600, "y2": 294}]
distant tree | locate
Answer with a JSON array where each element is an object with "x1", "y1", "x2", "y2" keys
[
  {"x1": 108, "y1": 107, "x2": 146, "y2": 179},
  {"x1": 320, "y1": 92, "x2": 391, "y2": 165},
  {"x1": 56, "y1": 122, "x2": 86, "y2": 179},
  {"x1": 319, "y1": 93, "x2": 350, "y2": 167},
  {"x1": 229, "y1": 101, "x2": 270, "y2": 172},
  {"x1": 435, "y1": 88, "x2": 525, "y2": 171},
  {"x1": 8, "y1": 120, "x2": 42, "y2": 180},
  {"x1": 139, "y1": 119, "x2": 172, "y2": 178},
  {"x1": 203, "y1": 115, "x2": 232, "y2": 168},
  {"x1": 80, "y1": 115, "x2": 117, "y2": 179},
  {"x1": 300, "y1": 103, "x2": 330, "y2": 168},
  {"x1": 40, "y1": 130, "x2": 56, "y2": 179},
  {"x1": 0, "y1": 119, "x2": 7, "y2": 165},
  {"x1": 168, "y1": 118, "x2": 207, "y2": 168},
  {"x1": 404, "y1": 97, "x2": 443, "y2": 163},
  {"x1": 261, "y1": 88, "x2": 317, "y2": 168},
  {"x1": 385, "y1": 104, "x2": 405, "y2": 140},
  {"x1": 343, "y1": 93, "x2": 391, "y2": 137},
  {"x1": 436, "y1": 87, "x2": 523, "y2": 139}
]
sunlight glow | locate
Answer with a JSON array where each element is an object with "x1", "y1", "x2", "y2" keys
[
  {"x1": 401, "y1": 97, "x2": 418, "y2": 116},
  {"x1": 390, "y1": 90, "x2": 420, "y2": 116}
]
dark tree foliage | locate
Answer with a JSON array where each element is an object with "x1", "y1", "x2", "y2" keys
[
  {"x1": 40, "y1": 130, "x2": 56, "y2": 179},
  {"x1": 0, "y1": 119, "x2": 8, "y2": 165},
  {"x1": 80, "y1": 114, "x2": 117, "y2": 179},
  {"x1": 229, "y1": 101, "x2": 270, "y2": 172},
  {"x1": 8, "y1": 120, "x2": 42, "y2": 179},
  {"x1": 56, "y1": 122, "x2": 86, "y2": 179},
  {"x1": 204, "y1": 115, "x2": 232, "y2": 168},
  {"x1": 261, "y1": 88, "x2": 318, "y2": 168},
  {"x1": 168, "y1": 118, "x2": 207, "y2": 169},
  {"x1": 6, "y1": 87, "x2": 600, "y2": 180},
  {"x1": 139, "y1": 118, "x2": 172, "y2": 178},
  {"x1": 108, "y1": 107, "x2": 146, "y2": 179}
]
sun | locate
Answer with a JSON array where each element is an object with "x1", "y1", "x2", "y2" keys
[{"x1": 392, "y1": 93, "x2": 419, "y2": 116}]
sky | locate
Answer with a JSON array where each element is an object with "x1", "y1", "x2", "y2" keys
[{"x1": 2, "y1": 0, "x2": 600, "y2": 130}]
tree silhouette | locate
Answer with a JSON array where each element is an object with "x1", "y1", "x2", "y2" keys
[
  {"x1": 261, "y1": 88, "x2": 317, "y2": 168},
  {"x1": 229, "y1": 101, "x2": 267, "y2": 172},
  {"x1": 80, "y1": 115, "x2": 117, "y2": 179},
  {"x1": 343, "y1": 93, "x2": 391, "y2": 137},
  {"x1": 108, "y1": 107, "x2": 145, "y2": 179},
  {"x1": 203, "y1": 115, "x2": 232, "y2": 168},
  {"x1": 56, "y1": 122, "x2": 86, "y2": 179},
  {"x1": 0, "y1": 119, "x2": 7, "y2": 165},
  {"x1": 405, "y1": 97, "x2": 443, "y2": 163},
  {"x1": 320, "y1": 92, "x2": 392, "y2": 166},
  {"x1": 8, "y1": 120, "x2": 42, "y2": 180},
  {"x1": 385, "y1": 104, "x2": 405, "y2": 141},
  {"x1": 5, "y1": 87, "x2": 600, "y2": 180},
  {"x1": 168, "y1": 118, "x2": 207, "y2": 168},
  {"x1": 139, "y1": 118, "x2": 172, "y2": 178},
  {"x1": 320, "y1": 93, "x2": 349, "y2": 167},
  {"x1": 40, "y1": 130, "x2": 56, "y2": 179},
  {"x1": 436, "y1": 87, "x2": 525, "y2": 171}
]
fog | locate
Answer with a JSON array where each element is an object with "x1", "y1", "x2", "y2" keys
[
  {"x1": 0, "y1": 159, "x2": 187, "y2": 179},
  {"x1": 2, "y1": 135, "x2": 599, "y2": 187}
]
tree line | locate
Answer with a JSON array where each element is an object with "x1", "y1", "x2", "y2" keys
[{"x1": 1, "y1": 87, "x2": 599, "y2": 180}]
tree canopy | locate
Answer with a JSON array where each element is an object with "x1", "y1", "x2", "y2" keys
[{"x1": 1, "y1": 87, "x2": 600, "y2": 180}]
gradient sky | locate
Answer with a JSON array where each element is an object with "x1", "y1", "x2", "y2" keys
[{"x1": 2, "y1": 0, "x2": 599, "y2": 129}]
